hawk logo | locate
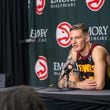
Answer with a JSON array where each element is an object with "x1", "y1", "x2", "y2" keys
[
  {"x1": 86, "y1": 0, "x2": 105, "y2": 11},
  {"x1": 36, "y1": 0, "x2": 46, "y2": 15},
  {"x1": 56, "y1": 22, "x2": 72, "y2": 48},
  {"x1": 35, "y1": 56, "x2": 48, "y2": 80}
]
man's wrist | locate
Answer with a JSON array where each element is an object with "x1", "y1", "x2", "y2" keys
[
  {"x1": 72, "y1": 81, "x2": 77, "y2": 88},
  {"x1": 67, "y1": 81, "x2": 79, "y2": 88},
  {"x1": 76, "y1": 82, "x2": 80, "y2": 88}
]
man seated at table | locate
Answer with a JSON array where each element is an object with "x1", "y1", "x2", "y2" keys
[{"x1": 58, "y1": 23, "x2": 110, "y2": 90}]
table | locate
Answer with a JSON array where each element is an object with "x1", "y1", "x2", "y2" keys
[{"x1": 36, "y1": 87, "x2": 110, "y2": 110}]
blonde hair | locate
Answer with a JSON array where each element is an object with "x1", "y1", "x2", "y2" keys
[{"x1": 70, "y1": 23, "x2": 89, "y2": 34}]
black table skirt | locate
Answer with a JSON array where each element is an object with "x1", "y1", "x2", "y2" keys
[{"x1": 36, "y1": 87, "x2": 110, "y2": 110}]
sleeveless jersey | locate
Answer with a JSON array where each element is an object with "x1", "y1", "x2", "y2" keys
[
  {"x1": 77, "y1": 43, "x2": 97, "y2": 80},
  {"x1": 77, "y1": 43, "x2": 110, "y2": 89}
]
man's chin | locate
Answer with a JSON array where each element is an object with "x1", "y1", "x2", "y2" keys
[
  {"x1": 73, "y1": 49, "x2": 79, "y2": 52},
  {"x1": 72, "y1": 47, "x2": 80, "y2": 52}
]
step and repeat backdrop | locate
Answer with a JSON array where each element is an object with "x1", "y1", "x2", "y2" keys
[{"x1": 28, "y1": 0, "x2": 110, "y2": 87}]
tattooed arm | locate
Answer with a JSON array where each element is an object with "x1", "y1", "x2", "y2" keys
[{"x1": 57, "y1": 50, "x2": 79, "y2": 89}]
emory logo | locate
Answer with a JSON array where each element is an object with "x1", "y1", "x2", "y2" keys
[
  {"x1": 56, "y1": 22, "x2": 72, "y2": 48},
  {"x1": 36, "y1": 0, "x2": 46, "y2": 15},
  {"x1": 35, "y1": 56, "x2": 48, "y2": 80},
  {"x1": 86, "y1": 0, "x2": 105, "y2": 11}
]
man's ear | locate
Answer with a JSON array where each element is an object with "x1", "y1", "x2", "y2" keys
[{"x1": 86, "y1": 34, "x2": 90, "y2": 42}]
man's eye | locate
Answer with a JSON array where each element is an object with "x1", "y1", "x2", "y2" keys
[{"x1": 70, "y1": 37, "x2": 73, "y2": 40}]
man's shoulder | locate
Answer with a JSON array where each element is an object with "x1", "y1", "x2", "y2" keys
[
  {"x1": 93, "y1": 44, "x2": 107, "y2": 53},
  {"x1": 92, "y1": 44, "x2": 108, "y2": 60},
  {"x1": 92, "y1": 43, "x2": 107, "y2": 51}
]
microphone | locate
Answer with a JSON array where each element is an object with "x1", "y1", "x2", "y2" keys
[
  {"x1": 48, "y1": 63, "x2": 73, "y2": 88},
  {"x1": 19, "y1": 38, "x2": 36, "y2": 43},
  {"x1": 64, "y1": 62, "x2": 74, "y2": 76},
  {"x1": 59, "y1": 61, "x2": 74, "y2": 81}
]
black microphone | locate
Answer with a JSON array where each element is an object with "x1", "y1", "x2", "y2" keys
[
  {"x1": 59, "y1": 62, "x2": 74, "y2": 81},
  {"x1": 48, "y1": 63, "x2": 74, "y2": 88},
  {"x1": 64, "y1": 63, "x2": 74, "y2": 75}
]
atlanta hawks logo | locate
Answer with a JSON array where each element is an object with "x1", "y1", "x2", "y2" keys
[
  {"x1": 35, "y1": 56, "x2": 48, "y2": 80},
  {"x1": 86, "y1": 0, "x2": 105, "y2": 11},
  {"x1": 56, "y1": 22, "x2": 72, "y2": 48},
  {"x1": 36, "y1": 0, "x2": 46, "y2": 15}
]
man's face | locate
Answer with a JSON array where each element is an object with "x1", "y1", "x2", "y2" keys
[{"x1": 70, "y1": 29, "x2": 89, "y2": 52}]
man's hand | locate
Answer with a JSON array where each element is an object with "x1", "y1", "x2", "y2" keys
[
  {"x1": 69, "y1": 72, "x2": 79, "y2": 82},
  {"x1": 77, "y1": 79, "x2": 97, "y2": 90}
]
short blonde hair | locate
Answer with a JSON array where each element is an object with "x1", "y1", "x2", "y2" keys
[{"x1": 70, "y1": 23, "x2": 89, "y2": 34}]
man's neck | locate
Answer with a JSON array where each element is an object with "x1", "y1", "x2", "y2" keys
[{"x1": 79, "y1": 43, "x2": 92, "y2": 57}]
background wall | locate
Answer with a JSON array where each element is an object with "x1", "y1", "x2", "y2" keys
[
  {"x1": 0, "y1": 0, "x2": 110, "y2": 87},
  {"x1": 28, "y1": 0, "x2": 110, "y2": 87}
]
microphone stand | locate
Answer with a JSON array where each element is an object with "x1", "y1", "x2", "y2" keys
[{"x1": 66, "y1": 73, "x2": 69, "y2": 88}]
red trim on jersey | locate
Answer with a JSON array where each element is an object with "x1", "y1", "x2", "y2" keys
[{"x1": 77, "y1": 43, "x2": 100, "y2": 60}]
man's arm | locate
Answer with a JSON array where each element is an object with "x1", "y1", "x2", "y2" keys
[
  {"x1": 57, "y1": 49, "x2": 78, "y2": 88},
  {"x1": 92, "y1": 46, "x2": 107, "y2": 89}
]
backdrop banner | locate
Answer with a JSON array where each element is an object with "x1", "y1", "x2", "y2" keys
[{"x1": 28, "y1": 0, "x2": 110, "y2": 87}]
